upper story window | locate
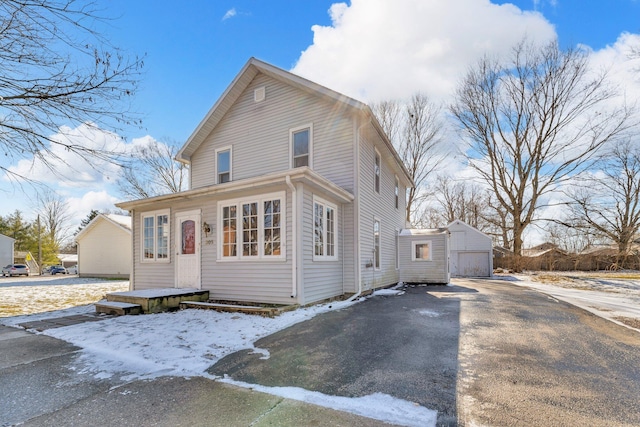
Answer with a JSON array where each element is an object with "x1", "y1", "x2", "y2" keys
[
  {"x1": 374, "y1": 149, "x2": 381, "y2": 194},
  {"x1": 394, "y1": 175, "x2": 399, "y2": 209},
  {"x1": 313, "y1": 196, "x2": 338, "y2": 261},
  {"x1": 290, "y1": 124, "x2": 313, "y2": 168},
  {"x1": 373, "y1": 218, "x2": 381, "y2": 270},
  {"x1": 216, "y1": 147, "x2": 232, "y2": 184},
  {"x1": 141, "y1": 210, "x2": 170, "y2": 263},
  {"x1": 218, "y1": 192, "x2": 285, "y2": 261}
]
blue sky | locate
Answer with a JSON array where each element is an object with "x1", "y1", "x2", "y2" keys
[{"x1": 2, "y1": 0, "x2": 640, "y2": 234}]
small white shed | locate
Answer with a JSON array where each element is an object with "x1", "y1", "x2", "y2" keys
[
  {"x1": 399, "y1": 228, "x2": 450, "y2": 284},
  {"x1": 75, "y1": 214, "x2": 132, "y2": 279},
  {"x1": 447, "y1": 220, "x2": 493, "y2": 277},
  {"x1": 0, "y1": 234, "x2": 15, "y2": 267}
]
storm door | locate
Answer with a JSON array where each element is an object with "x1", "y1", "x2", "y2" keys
[{"x1": 175, "y1": 210, "x2": 201, "y2": 288}]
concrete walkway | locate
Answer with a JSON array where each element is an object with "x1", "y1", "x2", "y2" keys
[{"x1": 0, "y1": 325, "x2": 395, "y2": 426}]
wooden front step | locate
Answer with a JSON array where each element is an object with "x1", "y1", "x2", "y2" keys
[
  {"x1": 95, "y1": 301, "x2": 142, "y2": 316},
  {"x1": 180, "y1": 301, "x2": 296, "y2": 317},
  {"x1": 105, "y1": 288, "x2": 210, "y2": 314}
]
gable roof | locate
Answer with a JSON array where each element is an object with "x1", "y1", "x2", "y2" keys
[
  {"x1": 75, "y1": 214, "x2": 132, "y2": 241},
  {"x1": 447, "y1": 220, "x2": 491, "y2": 240},
  {"x1": 175, "y1": 57, "x2": 413, "y2": 187}
]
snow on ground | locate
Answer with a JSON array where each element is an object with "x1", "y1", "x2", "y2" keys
[
  {"x1": 493, "y1": 272, "x2": 640, "y2": 332},
  {"x1": 0, "y1": 278, "x2": 431, "y2": 426},
  {"x1": 0, "y1": 275, "x2": 128, "y2": 317},
  {"x1": 2, "y1": 273, "x2": 638, "y2": 426}
]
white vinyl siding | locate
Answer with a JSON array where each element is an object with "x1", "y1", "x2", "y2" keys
[
  {"x1": 301, "y1": 188, "x2": 344, "y2": 304},
  {"x1": 399, "y1": 232, "x2": 449, "y2": 284},
  {"x1": 131, "y1": 187, "x2": 293, "y2": 303},
  {"x1": 356, "y1": 126, "x2": 407, "y2": 290},
  {"x1": 76, "y1": 219, "x2": 131, "y2": 278},
  {"x1": 448, "y1": 220, "x2": 493, "y2": 277},
  {"x1": 190, "y1": 74, "x2": 354, "y2": 192}
]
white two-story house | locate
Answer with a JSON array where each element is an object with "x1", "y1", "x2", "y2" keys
[{"x1": 117, "y1": 58, "x2": 414, "y2": 306}]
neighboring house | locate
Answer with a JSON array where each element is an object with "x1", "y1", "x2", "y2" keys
[
  {"x1": 0, "y1": 234, "x2": 15, "y2": 267},
  {"x1": 116, "y1": 57, "x2": 413, "y2": 305},
  {"x1": 448, "y1": 220, "x2": 493, "y2": 277},
  {"x1": 75, "y1": 214, "x2": 132, "y2": 279},
  {"x1": 398, "y1": 229, "x2": 449, "y2": 284},
  {"x1": 58, "y1": 253, "x2": 78, "y2": 269}
]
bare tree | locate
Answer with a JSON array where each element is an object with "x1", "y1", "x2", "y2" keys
[
  {"x1": 118, "y1": 139, "x2": 188, "y2": 199},
  {"x1": 0, "y1": 0, "x2": 143, "y2": 184},
  {"x1": 450, "y1": 39, "x2": 632, "y2": 269},
  {"x1": 434, "y1": 175, "x2": 486, "y2": 228},
  {"x1": 566, "y1": 141, "x2": 640, "y2": 267},
  {"x1": 482, "y1": 196, "x2": 514, "y2": 250},
  {"x1": 372, "y1": 94, "x2": 446, "y2": 224},
  {"x1": 36, "y1": 192, "x2": 73, "y2": 250}
]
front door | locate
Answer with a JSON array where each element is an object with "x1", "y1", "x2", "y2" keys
[{"x1": 175, "y1": 210, "x2": 201, "y2": 288}]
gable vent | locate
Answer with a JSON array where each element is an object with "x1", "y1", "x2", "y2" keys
[{"x1": 254, "y1": 86, "x2": 266, "y2": 103}]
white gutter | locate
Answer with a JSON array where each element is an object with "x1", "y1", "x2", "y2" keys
[{"x1": 286, "y1": 175, "x2": 297, "y2": 299}]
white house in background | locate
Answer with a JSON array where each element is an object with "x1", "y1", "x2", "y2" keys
[
  {"x1": 448, "y1": 220, "x2": 493, "y2": 277},
  {"x1": 0, "y1": 234, "x2": 15, "y2": 267},
  {"x1": 117, "y1": 57, "x2": 414, "y2": 305},
  {"x1": 398, "y1": 228, "x2": 450, "y2": 284},
  {"x1": 75, "y1": 214, "x2": 132, "y2": 279}
]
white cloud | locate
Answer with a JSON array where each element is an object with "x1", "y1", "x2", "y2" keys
[
  {"x1": 65, "y1": 190, "x2": 123, "y2": 224},
  {"x1": 292, "y1": 0, "x2": 557, "y2": 103},
  {"x1": 6, "y1": 123, "x2": 128, "y2": 188},
  {"x1": 222, "y1": 8, "x2": 237, "y2": 21}
]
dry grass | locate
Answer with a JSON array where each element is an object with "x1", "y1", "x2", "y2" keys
[{"x1": 0, "y1": 281, "x2": 129, "y2": 317}]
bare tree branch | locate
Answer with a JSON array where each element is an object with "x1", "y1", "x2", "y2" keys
[
  {"x1": 117, "y1": 139, "x2": 188, "y2": 199},
  {"x1": 0, "y1": 0, "x2": 144, "y2": 184},
  {"x1": 450, "y1": 38, "x2": 633, "y2": 267}
]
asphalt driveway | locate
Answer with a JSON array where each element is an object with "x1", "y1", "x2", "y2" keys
[
  {"x1": 210, "y1": 284, "x2": 467, "y2": 425},
  {"x1": 210, "y1": 279, "x2": 640, "y2": 426},
  {"x1": 3, "y1": 278, "x2": 640, "y2": 426}
]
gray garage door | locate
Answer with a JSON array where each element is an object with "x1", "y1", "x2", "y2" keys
[{"x1": 458, "y1": 252, "x2": 490, "y2": 277}]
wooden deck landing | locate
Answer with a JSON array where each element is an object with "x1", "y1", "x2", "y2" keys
[{"x1": 99, "y1": 288, "x2": 210, "y2": 314}]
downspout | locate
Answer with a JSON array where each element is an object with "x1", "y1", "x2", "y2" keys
[
  {"x1": 346, "y1": 115, "x2": 365, "y2": 302},
  {"x1": 286, "y1": 176, "x2": 297, "y2": 299}
]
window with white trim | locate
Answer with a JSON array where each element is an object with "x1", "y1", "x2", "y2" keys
[
  {"x1": 394, "y1": 175, "x2": 399, "y2": 209},
  {"x1": 313, "y1": 196, "x2": 338, "y2": 260},
  {"x1": 374, "y1": 149, "x2": 381, "y2": 194},
  {"x1": 218, "y1": 192, "x2": 285, "y2": 260},
  {"x1": 221, "y1": 205, "x2": 237, "y2": 257},
  {"x1": 373, "y1": 218, "x2": 381, "y2": 270},
  {"x1": 216, "y1": 147, "x2": 231, "y2": 184},
  {"x1": 412, "y1": 241, "x2": 433, "y2": 261},
  {"x1": 141, "y1": 210, "x2": 170, "y2": 262},
  {"x1": 291, "y1": 124, "x2": 312, "y2": 168}
]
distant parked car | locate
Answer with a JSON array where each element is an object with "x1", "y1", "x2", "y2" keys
[
  {"x1": 2, "y1": 264, "x2": 30, "y2": 277},
  {"x1": 67, "y1": 265, "x2": 78, "y2": 275},
  {"x1": 49, "y1": 265, "x2": 68, "y2": 275}
]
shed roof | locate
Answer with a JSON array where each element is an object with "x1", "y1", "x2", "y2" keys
[{"x1": 399, "y1": 228, "x2": 448, "y2": 236}]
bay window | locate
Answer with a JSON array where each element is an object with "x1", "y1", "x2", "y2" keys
[{"x1": 219, "y1": 192, "x2": 285, "y2": 260}]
